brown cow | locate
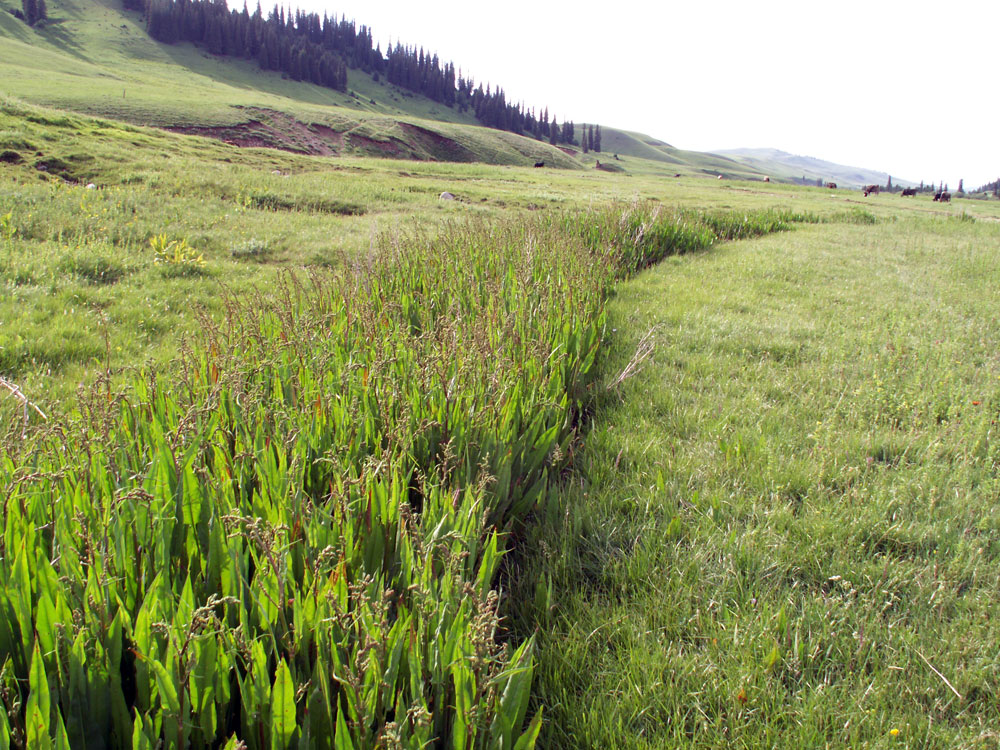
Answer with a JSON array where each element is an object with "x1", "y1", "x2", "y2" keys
[
  {"x1": 863, "y1": 184, "x2": 880, "y2": 197},
  {"x1": 940, "y1": 191, "x2": 951, "y2": 202},
  {"x1": 826, "y1": 182, "x2": 837, "y2": 189},
  {"x1": 901, "y1": 188, "x2": 917, "y2": 196}
]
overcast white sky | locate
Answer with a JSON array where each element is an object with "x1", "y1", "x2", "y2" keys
[{"x1": 289, "y1": 0, "x2": 998, "y2": 188}]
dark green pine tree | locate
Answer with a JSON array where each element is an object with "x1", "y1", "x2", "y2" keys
[
  {"x1": 549, "y1": 117, "x2": 558, "y2": 146},
  {"x1": 957, "y1": 179, "x2": 964, "y2": 193},
  {"x1": 36, "y1": 0, "x2": 46, "y2": 23},
  {"x1": 204, "y1": 15, "x2": 224, "y2": 55},
  {"x1": 582, "y1": 125, "x2": 589, "y2": 153},
  {"x1": 22, "y1": 0, "x2": 38, "y2": 25},
  {"x1": 594, "y1": 124, "x2": 601, "y2": 152}
]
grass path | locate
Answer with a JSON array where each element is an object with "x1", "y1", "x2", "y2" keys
[{"x1": 517, "y1": 217, "x2": 1000, "y2": 747}]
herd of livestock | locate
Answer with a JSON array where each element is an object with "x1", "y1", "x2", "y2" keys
[{"x1": 861, "y1": 184, "x2": 951, "y2": 201}]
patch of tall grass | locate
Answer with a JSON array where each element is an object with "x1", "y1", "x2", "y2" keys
[{"x1": 0, "y1": 205, "x2": 790, "y2": 747}]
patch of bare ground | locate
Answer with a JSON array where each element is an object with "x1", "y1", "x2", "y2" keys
[
  {"x1": 344, "y1": 132, "x2": 405, "y2": 157},
  {"x1": 166, "y1": 107, "x2": 345, "y2": 155},
  {"x1": 397, "y1": 122, "x2": 476, "y2": 162}
]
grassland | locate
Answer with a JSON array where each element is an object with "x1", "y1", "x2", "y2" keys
[
  {"x1": 514, "y1": 206, "x2": 1000, "y2": 747},
  {"x1": 4, "y1": 86, "x2": 1000, "y2": 748},
  {"x1": 0, "y1": 95, "x2": 820, "y2": 746}
]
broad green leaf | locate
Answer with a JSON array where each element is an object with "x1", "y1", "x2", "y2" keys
[
  {"x1": 270, "y1": 659, "x2": 296, "y2": 749},
  {"x1": 333, "y1": 705, "x2": 355, "y2": 750},
  {"x1": 26, "y1": 640, "x2": 51, "y2": 746},
  {"x1": 512, "y1": 708, "x2": 543, "y2": 750}
]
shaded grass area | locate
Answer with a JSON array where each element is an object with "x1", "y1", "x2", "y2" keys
[{"x1": 513, "y1": 218, "x2": 1000, "y2": 747}]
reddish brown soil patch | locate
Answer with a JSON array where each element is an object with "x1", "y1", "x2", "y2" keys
[
  {"x1": 166, "y1": 107, "x2": 344, "y2": 156},
  {"x1": 398, "y1": 123, "x2": 475, "y2": 162}
]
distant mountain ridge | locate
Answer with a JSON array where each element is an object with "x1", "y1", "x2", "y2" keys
[{"x1": 714, "y1": 148, "x2": 915, "y2": 189}]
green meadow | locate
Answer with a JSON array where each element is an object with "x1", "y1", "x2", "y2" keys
[
  {"x1": 515, "y1": 212, "x2": 1000, "y2": 747},
  {"x1": 2, "y1": 75, "x2": 1000, "y2": 747}
]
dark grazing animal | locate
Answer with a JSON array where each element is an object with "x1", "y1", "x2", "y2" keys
[
  {"x1": 534, "y1": 161, "x2": 545, "y2": 168},
  {"x1": 763, "y1": 176, "x2": 770, "y2": 182},
  {"x1": 826, "y1": 182, "x2": 837, "y2": 189},
  {"x1": 939, "y1": 191, "x2": 951, "y2": 202},
  {"x1": 863, "y1": 184, "x2": 879, "y2": 197},
  {"x1": 901, "y1": 188, "x2": 917, "y2": 196}
]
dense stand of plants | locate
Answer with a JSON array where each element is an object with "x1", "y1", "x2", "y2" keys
[{"x1": 0, "y1": 205, "x2": 791, "y2": 747}]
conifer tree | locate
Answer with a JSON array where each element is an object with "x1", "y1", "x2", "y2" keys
[
  {"x1": 957, "y1": 179, "x2": 964, "y2": 193},
  {"x1": 549, "y1": 117, "x2": 558, "y2": 146},
  {"x1": 36, "y1": 0, "x2": 46, "y2": 22},
  {"x1": 22, "y1": 0, "x2": 38, "y2": 25},
  {"x1": 594, "y1": 124, "x2": 601, "y2": 152}
]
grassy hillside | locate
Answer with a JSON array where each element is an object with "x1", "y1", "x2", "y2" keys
[
  {"x1": 0, "y1": 0, "x2": 583, "y2": 166},
  {"x1": 572, "y1": 125, "x2": 769, "y2": 180},
  {"x1": 0, "y1": 0, "x2": 779, "y2": 178}
]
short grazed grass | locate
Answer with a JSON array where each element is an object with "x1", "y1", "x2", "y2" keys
[{"x1": 514, "y1": 216, "x2": 1000, "y2": 747}]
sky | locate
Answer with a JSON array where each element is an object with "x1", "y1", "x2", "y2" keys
[{"x1": 287, "y1": 0, "x2": 998, "y2": 188}]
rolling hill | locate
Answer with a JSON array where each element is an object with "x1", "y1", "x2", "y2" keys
[
  {"x1": 714, "y1": 147, "x2": 916, "y2": 188},
  {"x1": 4, "y1": 0, "x2": 910, "y2": 186},
  {"x1": 0, "y1": 0, "x2": 778, "y2": 179}
]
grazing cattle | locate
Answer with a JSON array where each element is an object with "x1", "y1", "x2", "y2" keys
[
  {"x1": 763, "y1": 177, "x2": 770, "y2": 183},
  {"x1": 534, "y1": 161, "x2": 545, "y2": 168},
  {"x1": 863, "y1": 184, "x2": 880, "y2": 197},
  {"x1": 674, "y1": 173, "x2": 682, "y2": 178},
  {"x1": 940, "y1": 191, "x2": 951, "y2": 202},
  {"x1": 717, "y1": 175, "x2": 724, "y2": 180},
  {"x1": 933, "y1": 191, "x2": 944, "y2": 201},
  {"x1": 826, "y1": 182, "x2": 838, "y2": 189},
  {"x1": 901, "y1": 188, "x2": 917, "y2": 196}
]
